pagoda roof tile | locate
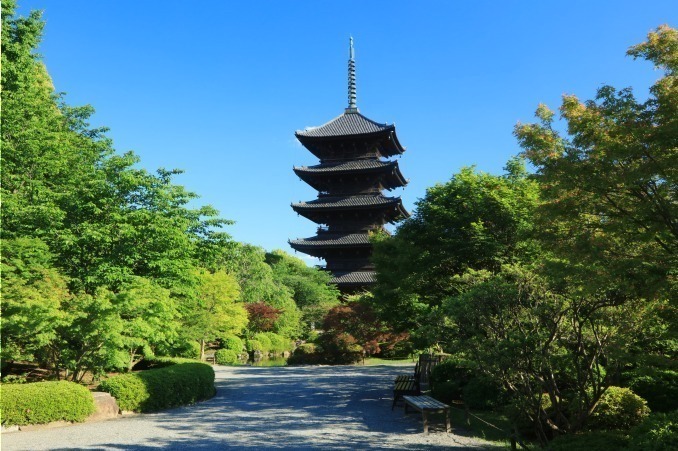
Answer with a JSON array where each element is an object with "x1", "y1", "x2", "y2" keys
[
  {"x1": 292, "y1": 194, "x2": 401, "y2": 209},
  {"x1": 294, "y1": 159, "x2": 395, "y2": 174},
  {"x1": 295, "y1": 111, "x2": 393, "y2": 138},
  {"x1": 289, "y1": 233, "x2": 372, "y2": 248},
  {"x1": 330, "y1": 271, "x2": 376, "y2": 285}
]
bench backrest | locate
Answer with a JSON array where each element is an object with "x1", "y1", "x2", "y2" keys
[{"x1": 417, "y1": 354, "x2": 443, "y2": 390}]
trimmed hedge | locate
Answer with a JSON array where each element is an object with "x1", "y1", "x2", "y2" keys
[
  {"x1": 628, "y1": 411, "x2": 678, "y2": 450},
  {"x1": 98, "y1": 362, "x2": 215, "y2": 412},
  {"x1": 1, "y1": 381, "x2": 95, "y2": 426},
  {"x1": 221, "y1": 335, "x2": 244, "y2": 354},
  {"x1": 215, "y1": 349, "x2": 239, "y2": 365}
]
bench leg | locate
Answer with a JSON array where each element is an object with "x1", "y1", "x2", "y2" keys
[
  {"x1": 423, "y1": 411, "x2": 429, "y2": 434},
  {"x1": 446, "y1": 409, "x2": 451, "y2": 433}
]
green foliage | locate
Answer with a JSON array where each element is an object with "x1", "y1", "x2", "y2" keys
[
  {"x1": 515, "y1": 25, "x2": 677, "y2": 301},
  {"x1": 215, "y1": 349, "x2": 239, "y2": 365},
  {"x1": 265, "y1": 250, "x2": 340, "y2": 332},
  {"x1": 98, "y1": 362, "x2": 215, "y2": 412},
  {"x1": 246, "y1": 339, "x2": 263, "y2": 353},
  {"x1": 221, "y1": 245, "x2": 303, "y2": 338},
  {"x1": 252, "y1": 333, "x2": 272, "y2": 353},
  {"x1": 588, "y1": 387, "x2": 650, "y2": 431},
  {"x1": 181, "y1": 269, "x2": 247, "y2": 358},
  {"x1": 628, "y1": 411, "x2": 678, "y2": 451},
  {"x1": 220, "y1": 335, "x2": 244, "y2": 354},
  {"x1": 1, "y1": 381, "x2": 95, "y2": 426},
  {"x1": 622, "y1": 367, "x2": 678, "y2": 412},
  {"x1": 287, "y1": 343, "x2": 321, "y2": 365},
  {"x1": 1, "y1": 3, "x2": 234, "y2": 380},
  {"x1": 261, "y1": 332, "x2": 292, "y2": 353},
  {"x1": 172, "y1": 341, "x2": 201, "y2": 360},
  {"x1": 372, "y1": 160, "x2": 539, "y2": 336},
  {"x1": 314, "y1": 333, "x2": 363, "y2": 365},
  {"x1": 1, "y1": 238, "x2": 68, "y2": 363}
]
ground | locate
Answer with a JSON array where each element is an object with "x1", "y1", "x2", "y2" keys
[{"x1": 2, "y1": 364, "x2": 502, "y2": 450}]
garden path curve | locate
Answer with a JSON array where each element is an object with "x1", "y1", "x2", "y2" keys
[{"x1": 2, "y1": 364, "x2": 499, "y2": 450}]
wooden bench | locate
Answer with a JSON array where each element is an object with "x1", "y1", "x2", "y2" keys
[
  {"x1": 203, "y1": 350, "x2": 216, "y2": 365},
  {"x1": 392, "y1": 378, "x2": 420, "y2": 409},
  {"x1": 403, "y1": 395, "x2": 451, "y2": 434}
]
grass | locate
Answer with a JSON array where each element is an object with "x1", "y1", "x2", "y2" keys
[{"x1": 360, "y1": 357, "x2": 415, "y2": 366}]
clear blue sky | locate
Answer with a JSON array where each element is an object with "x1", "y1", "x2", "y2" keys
[{"x1": 17, "y1": 1, "x2": 675, "y2": 263}]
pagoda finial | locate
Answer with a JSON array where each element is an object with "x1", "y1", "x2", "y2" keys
[{"x1": 346, "y1": 36, "x2": 358, "y2": 113}]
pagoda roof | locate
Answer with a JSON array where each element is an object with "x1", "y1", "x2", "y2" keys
[
  {"x1": 289, "y1": 233, "x2": 372, "y2": 248},
  {"x1": 292, "y1": 194, "x2": 404, "y2": 210},
  {"x1": 293, "y1": 160, "x2": 407, "y2": 191},
  {"x1": 296, "y1": 111, "x2": 393, "y2": 139},
  {"x1": 330, "y1": 271, "x2": 376, "y2": 286}
]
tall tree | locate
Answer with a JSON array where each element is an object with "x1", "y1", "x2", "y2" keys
[
  {"x1": 514, "y1": 25, "x2": 677, "y2": 300},
  {"x1": 372, "y1": 159, "x2": 540, "y2": 337}
]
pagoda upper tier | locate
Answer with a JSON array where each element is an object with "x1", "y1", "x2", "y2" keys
[
  {"x1": 293, "y1": 159, "x2": 407, "y2": 194},
  {"x1": 295, "y1": 111, "x2": 405, "y2": 162}
]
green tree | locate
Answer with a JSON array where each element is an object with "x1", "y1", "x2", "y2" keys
[
  {"x1": 514, "y1": 25, "x2": 677, "y2": 300},
  {"x1": 372, "y1": 160, "x2": 540, "y2": 339},
  {"x1": 181, "y1": 269, "x2": 248, "y2": 360},
  {"x1": 265, "y1": 250, "x2": 340, "y2": 333},
  {"x1": 1, "y1": 238, "x2": 68, "y2": 365},
  {"x1": 112, "y1": 277, "x2": 178, "y2": 371}
]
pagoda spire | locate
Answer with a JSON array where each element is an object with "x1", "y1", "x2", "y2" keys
[{"x1": 346, "y1": 37, "x2": 358, "y2": 113}]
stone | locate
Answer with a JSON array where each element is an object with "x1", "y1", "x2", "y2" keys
[{"x1": 88, "y1": 391, "x2": 120, "y2": 422}]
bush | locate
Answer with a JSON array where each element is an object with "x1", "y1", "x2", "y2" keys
[
  {"x1": 253, "y1": 333, "x2": 272, "y2": 353},
  {"x1": 263, "y1": 332, "x2": 292, "y2": 353},
  {"x1": 98, "y1": 362, "x2": 215, "y2": 412},
  {"x1": 588, "y1": 386, "x2": 650, "y2": 431},
  {"x1": 287, "y1": 343, "x2": 321, "y2": 365},
  {"x1": 628, "y1": 411, "x2": 678, "y2": 450},
  {"x1": 1, "y1": 381, "x2": 95, "y2": 426},
  {"x1": 215, "y1": 349, "x2": 239, "y2": 365},
  {"x1": 221, "y1": 335, "x2": 244, "y2": 354},
  {"x1": 623, "y1": 367, "x2": 678, "y2": 412},
  {"x1": 246, "y1": 339, "x2": 263, "y2": 353},
  {"x1": 462, "y1": 376, "x2": 507, "y2": 410},
  {"x1": 547, "y1": 431, "x2": 629, "y2": 451},
  {"x1": 315, "y1": 332, "x2": 363, "y2": 364}
]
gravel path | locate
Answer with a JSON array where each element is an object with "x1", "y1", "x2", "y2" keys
[{"x1": 2, "y1": 364, "x2": 501, "y2": 450}]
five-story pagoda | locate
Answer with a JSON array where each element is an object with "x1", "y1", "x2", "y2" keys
[{"x1": 290, "y1": 38, "x2": 409, "y2": 293}]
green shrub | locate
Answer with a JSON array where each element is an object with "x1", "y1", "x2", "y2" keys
[
  {"x1": 215, "y1": 349, "x2": 239, "y2": 365},
  {"x1": 623, "y1": 367, "x2": 678, "y2": 412},
  {"x1": 98, "y1": 362, "x2": 215, "y2": 412},
  {"x1": 253, "y1": 333, "x2": 272, "y2": 353},
  {"x1": 628, "y1": 411, "x2": 678, "y2": 450},
  {"x1": 462, "y1": 376, "x2": 507, "y2": 410},
  {"x1": 221, "y1": 335, "x2": 244, "y2": 354},
  {"x1": 1, "y1": 381, "x2": 95, "y2": 426},
  {"x1": 315, "y1": 332, "x2": 363, "y2": 364},
  {"x1": 246, "y1": 339, "x2": 263, "y2": 353},
  {"x1": 287, "y1": 343, "x2": 321, "y2": 365},
  {"x1": 263, "y1": 332, "x2": 292, "y2": 353},
  {"x1": 547, "y1": 431, "x2": 629, "y2": 451},
  {"x1": 588, "y1": 386, "x2": 650, "y2": 431}
]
